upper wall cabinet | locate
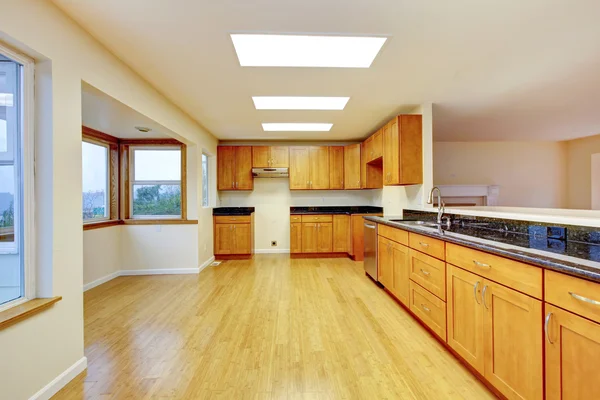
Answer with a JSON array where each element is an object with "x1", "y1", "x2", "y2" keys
[
  {"x1": 252, "y1": 146, "x2": 289, "y2": 168},
  {"x1": 217, "y1": 146, "x2": 253, "y2": 190},
  {"x1": 289, "y1": 146, "x2": 330, "y2": 190},
  {"x1": 383, "y1": 115, "x2": 423, "y2": 186},
  {"x1": 364, "y1": 129, "x2": 383, "y2": 163},
  {"x1": 329, "y1": 146, "x2": 344, "y2": 190},
  {"x1": 344, "y1": 143, "x2": 361, "y2": 190}
]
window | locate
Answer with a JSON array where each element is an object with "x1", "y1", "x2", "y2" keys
[
  {"x1": 202, "y1": 153, "x2": 209, "y2": 207},
  {"x1": 0, "y1": 46, "x2": 33, "y2": 309},
  {"x1": 82, "y1": 140, "x2": 109, "y2": 222},
  {"x1": 131, "y1": 147, "x2": 183, "y2": 218}
]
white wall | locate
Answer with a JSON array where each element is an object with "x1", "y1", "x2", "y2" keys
[
  {"x1": 566, "y1": 133, "x2": 600, "y2": 209},
  {"x1": 219, "y1": 179, "x2": 377, "y2": 252},
  {"x1": 0, "y1": 1, "x2": 217, "y2": 399},
  {"x1": 83, "y1": 227, "x2": 121, "y2": 286},
  {"x1": 433, "y1": 141, "x2": 568, "y2": 208}
]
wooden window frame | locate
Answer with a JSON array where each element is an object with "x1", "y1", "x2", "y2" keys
[
  {"x1": 82, "y1": 126, "x2": 120, "y2": 230},
  {"x1": 120, "y1": 138, "x2": 187, "y2": 222}
]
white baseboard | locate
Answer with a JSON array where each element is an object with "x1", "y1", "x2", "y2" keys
[
  {"x1": 83, "y1": 271, "x2": 120, "y2": 292},
  {"x1": 120, "y1": 267, "x2": 200, "y2": 276},
  {"x1": 255, "y1": 249, "x2": 291, "y2": 254},
  {"x1": 198, "y1": 256, "x2": 215, "y2": 273},
  {"x1": 30, "y1": 356, "x2": 87, "y2": 400}
]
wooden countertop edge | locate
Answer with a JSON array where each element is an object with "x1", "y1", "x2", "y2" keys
[{"x1": 0, "y1": 296, "x2": 62, "y2": 330}]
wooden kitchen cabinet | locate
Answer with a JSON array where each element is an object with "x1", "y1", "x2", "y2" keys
[
  {"x1": 371, "y1": 130, "x2": 383, "y2": 160},
  {"x1": 317, "y1": 222, "x2": 333, "y2": 253},
  {"x1": 545, "y1": 304, "x2": 600, "y2": 400},
  {"x1": 213, "y1": 214, "x2": 254, "y2": 258},
  {"x1": 252, "y1": 146, "x2": 289, "y2": 168},
  {"x1": 290, "y1": 222, "x2": 302, "y2": 254},
  {"x1": 301, "y1": 221, "x2": 332, "y2": 253},
  {"x1": 483, "y1": 279, "x2": 543, "y2": 400},
  {"x1": 329, "y1": 146, "x2": 344, "y2": 190},
  {"x1": 383, "y1": 115, "x2": 423, "y2": 186},
  {"x1": 390, "y1": 240, "x2": 411, "y2": 305},
  {"x1": 344, "y1": 144, "x2": 361, "y2": 189},
  {"x1": 214, "y1": 223, "x2": 235, "y2": 254},
  {"x1": 289, "y1": 146, "x2": 329, "y2": 190},
  {"x1": 217, "y1": 146, "x2": 253, "y2": 190},
  {"x1": 332, "y1": 215, "x2": 349, "y2": 253},
  {"x1": 447, "y1": 264, "x2": 485, "y2": 375},
  {"x1": 378, "y1": 236, "x2": 394, "y2": 289},
  {"x1": 309, "y1": 146, "x2": 330, "y2": 189}
]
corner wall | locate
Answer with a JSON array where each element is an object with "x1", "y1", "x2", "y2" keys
[{"x1": 566, "y1": 133, "x2": 600, "y2": 209}]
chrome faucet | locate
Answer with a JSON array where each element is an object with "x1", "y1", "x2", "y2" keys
[{"x1": 427, "y1": 186, "x2": 445, "y2": 224}]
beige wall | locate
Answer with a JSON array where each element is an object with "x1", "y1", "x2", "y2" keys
[
  {"x1": 0, "y1": 1, "x2": 217, "y2": 399},
  {"x1": 433, "y1": 141, "x2": 568, "y2": 208},
  {"x1": 566, "y1": 134, "x2": 600, "y2": 209},
  {"x1": 83, "y1": 227, "x2": 121, "y2": 286}
]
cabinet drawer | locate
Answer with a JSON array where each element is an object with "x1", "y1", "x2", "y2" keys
[
  {"x1": 409, "y1": 281, "x2": 447, "y2": 340},
  {"x1": 446, "y1": 243, "x2": 542, "y2": 299},
  {"x1": 214, "y1": 215, "x2": 251, "y2": 224},
  {"x1": 290, "y1": 215, "x2": 302, "y2": 223},
  {"x1": 409, "y1": 249, "x2": 446, "y2": 301},
  {"x1": 409, "y1": 232, "x2": 445, "y2": 260},
  {"x1": 378, "y1": 224, "x2": 408, "y2": 245},
  {"x1": 301, "y1": 214, "x2": 333, "y2": 223},
  {"x1": 546, "y1": 270, "x2": 600, "y2": 323}
]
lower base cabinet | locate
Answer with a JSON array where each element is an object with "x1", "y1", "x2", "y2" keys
[
  {"x1": 409, "y1": 280, "x2": 447, "y2": 340},
  {"x1": 545, "y1": 304, "x2": 600, "y2": 400},
  {"x1": 213, "y1": 215, "x2": 254, "y2": 258},
  {"x1": 378, "y1": 236, "x2": 410, "y2": 305}
]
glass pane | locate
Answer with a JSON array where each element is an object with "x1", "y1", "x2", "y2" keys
[
  {"x1": 0, "y1": 56, "x2": 23, "y2": 306},
  {"x1": 202, "y1": 154, "x2": 208, "y2": 207},
  {"x1": 134, "y1": 149, "x2": 181, "y2": 181},
  {"x1": 82, "y1": 141, "x2": 108, "y2": 221},
  {"x1": 132, "y1": 184, "x2": 181, "y2": 216}
]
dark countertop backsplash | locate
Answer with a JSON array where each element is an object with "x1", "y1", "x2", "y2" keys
[
  {"x1": 212, "y1": 207, "x2": 255, "y2": 216},
  {"x1": 290, "y1": 206, "x2": 384, "y2": 215}
]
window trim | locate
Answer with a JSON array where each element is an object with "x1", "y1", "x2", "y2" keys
[
  {"x1": 0, "y1": 42, "x2": 35, "y2": 313},
  {"x1": 81, "y1": 139, "x2": 110, "y2": 223}
]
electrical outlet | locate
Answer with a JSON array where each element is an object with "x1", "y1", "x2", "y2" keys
[{"x1": 271, "y1": 241, "x2": 277, "y2": 247}]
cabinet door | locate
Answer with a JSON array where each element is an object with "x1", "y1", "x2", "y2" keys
[
  {"x1": 329, "y1": 146, "x2": 344, "y2": 189},
  {"x1": 317, "y1": 223, "x2": 333, "y2": 253},
  {"x1": 364, "y1": 136, "x2": 373, "y2": 163},
  {"x1": 252, "y1": 146, "x2": 270, "y2": 167},
  {"x1": 399, "y1": 114, "x2": 423, "y2": 185},
  {"x1": 309, "y1": 146, "x2": 330, "y2": 189},
  {"x1": 344, "y1": 144, "x2": 361, "y2": 189},
  {"x1": 290, "y1": 223, "x2": 302, "y2": 253},
  {"x1": 301, "y1": 222, "x2": 318, "y2": 253},
  {"x1": 217, "y1": 146, "x2": 235, "y2": 190},
  {"x1": 332, "y1": 215, "x2": 349, "y2": 253},
  {"x1": 383, "y1": 119, "x2": 399, "y2": 185},
  {"x1": 372, "y1": 130, "x2": 383, "y2": 159},
  {"x1": 483, "y1": 280, "x2": 543, "y2": 400},
  {"x1": 447, "y1": 265, "x2": 485, "y2": 374},
  {"x1": 377, "y1": 237, "x2": 393, "y2": 289},
  {"x1": 545, "y1": 304, "x2": 600, "y2": 400},
  {"x1": 289, "y1": 147, "x2": 310, "y2": 190},
  {"x1": 270, "y1": 146, "x2": 289, "y2": 168},
  {"x1": 233, "y1": 223, "x2": 252, "y2": 254},
  {"x1": 234, "y1": 146, "x2": 253, "y2": 190},
  {"x1": 360, "y1": 142, "x2": 367, "y2": 189},
  {"x1": 390, "y1": 241, "x2": 410, "y2": 306},
  {"x1": 214, "y1": 223, "x2": 234, "y2": 254}
]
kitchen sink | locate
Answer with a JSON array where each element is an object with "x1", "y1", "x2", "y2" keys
[{"x1": 389, "y1": 220, "x2": 442, "y2": 228}]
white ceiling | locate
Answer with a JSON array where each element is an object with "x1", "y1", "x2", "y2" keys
[
  {"x1": 82, "y1": 83, "x2": 171, "y2": 139},
  {"x1": 57, "y1": 0, "x2": 600, "y2": 142}
]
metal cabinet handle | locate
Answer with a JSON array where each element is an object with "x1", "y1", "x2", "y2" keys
[
  {"x1": 420, "y1": 269, "x2": 431, "y2": 276},
  {"x1": 419, "y1": 242, "x2": 429, "y2": 248},
  {"x1": 473, "y1": 281, "x2": 481, "y2": 304},
  {"x1": 569, "y1": 292, "x2": 600, "y2": 306},
  {"x1": 545, "y1": 312, "x2": 554, "y2": 344},
  {"x1": 364, "y1": 223, "x2": 376, "y2": 229},
  {"x1": 421, "y1": 304, "x2": 431, "y2": 312},
  {"x1": 482, "y1": 285, "x2": 489, "y2": 309},
  {"x1": 473, "y1": 260, "x2": 491, "y2": 269}
]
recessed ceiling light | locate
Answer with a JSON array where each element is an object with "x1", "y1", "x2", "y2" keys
[
  {"x1": 262, "y1": 123, "x2": 333, "y2": 132},
  {"x1": 135, "y1": 126, "x2": 152, "y2": 133},
  {"x1": 231, "y1": 34, "x2": 387, "y2": 68},
  {"x1": 252, "y1": 96, "x2": 350, "y2": 110}
]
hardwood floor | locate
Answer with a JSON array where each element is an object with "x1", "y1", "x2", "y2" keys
[{"x1": 54, "y1": 255, "x2": 495, "y2": 399}]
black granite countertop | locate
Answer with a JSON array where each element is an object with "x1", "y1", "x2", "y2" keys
[
  {"x1": 365, "y1": 215, "x2": 600, "y2": 283},
  {"x1": 213, "y1": 207, "x2": 255, "y2": 216},
  {"x1": 290, "y1": 206, "x2": 383, "y2": 215}
]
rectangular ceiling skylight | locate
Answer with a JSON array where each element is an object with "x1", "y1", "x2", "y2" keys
[
  {"x1": 262, "y1": 123, "x2": 333, "y2": 132},
  {"x1": 252, "y1": 96, "x2": 350, "y2": 110},
  {"x1": 231, "y1": 34, "x2": 387, "y2": 68}
]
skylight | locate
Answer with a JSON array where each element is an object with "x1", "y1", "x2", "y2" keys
[
  {"x1": 231, "y1": 34, "x2": 387, "y2": 68},
  {"x1": 252, "y1": 96, "x2": 349, "y2": 110},
  {"x1": 262, "y1": 123, "x2": 333, "y2": 132}
]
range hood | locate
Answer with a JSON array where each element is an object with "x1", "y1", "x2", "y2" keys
[{"x1": 252, "y1": 167, "x2": 289, "y2": 178}]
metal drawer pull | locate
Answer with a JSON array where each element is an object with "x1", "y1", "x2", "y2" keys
[
  {"x1": 482, "y1": 285, "x2": 489, "y2": 309},
  {"x1": 473, "y1": 281, "x2": 481, "y2": 304},
  {"x1": 419, "y1": 242, "x2": 430, "y2": 248},
  {"x1": 364, "y1": 223, "x2": 376, "y2": 229},
  {"x1": 420, "y1": 269, "x2": 431, "y2": 276},
  {"x1": 421, "y1": 304, "x2": 431, "y2": 312},
  {"x1": 569, "y1": 292, "x2": 600, "y2": 306},
  {"x1": 473, "y1": 260, "x2": 491, "y2": 269},
  {"x1": 545, "y1": 312, "x2": 554, "y2": 344}
]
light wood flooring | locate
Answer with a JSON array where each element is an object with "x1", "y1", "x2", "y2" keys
[{"x1": 54, "y1": 255, "x2": 495, "y2": 399}]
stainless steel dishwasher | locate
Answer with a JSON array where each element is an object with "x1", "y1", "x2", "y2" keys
[{"x1": 363, "y1": 221, "x2": 378, "y2": 281}]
